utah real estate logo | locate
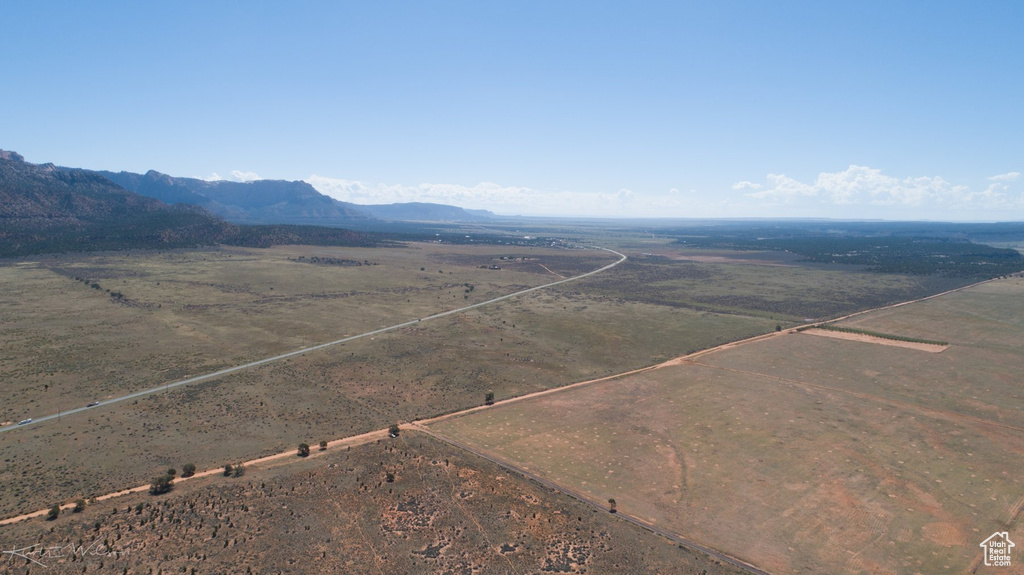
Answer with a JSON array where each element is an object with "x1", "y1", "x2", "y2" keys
[{"x1": 980, "y1": 532, "x2": 1014, "y2": 567}]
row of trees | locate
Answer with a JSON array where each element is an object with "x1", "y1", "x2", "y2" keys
[
  {"x1": 150, "y1": 463, "x2": 197, "y2": 495},
  {"x1": 50, "y1": 422, "x2": 408, "y2": 521},
  {"x1": 297, "y1": 440, "x2": 331, "y2": 457},
  {"x1": 46, "y1": 499, "x2": 86, "y2": 520},
  {"x1": 50, "y1": 463, "x2": 199, "y2": 519},
  {"x1": 50, "y1": 416, "x2": 516, "y2": 522}
]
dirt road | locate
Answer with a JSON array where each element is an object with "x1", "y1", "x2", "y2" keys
[{"x1": 2, "y1": 258, "x2": 1007, "y2": 573}]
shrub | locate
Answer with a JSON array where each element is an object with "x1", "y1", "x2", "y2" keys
[
  {"x1": 298, "y1": 443, "x2": 310, "y2": 457},
  {"x1": 47, "y1": 504, "x2": 60, "y2": 521},
  {"x1": 149, "y1": 474, "x2": 174, "y2": 495},
  {"x1": 181, "y1": 463, "x2": 196, "y2": 478}
]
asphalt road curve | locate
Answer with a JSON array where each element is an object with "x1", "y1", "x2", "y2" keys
[{"x1": 0, "y1": 246, "x2": 625, "y2": 434}]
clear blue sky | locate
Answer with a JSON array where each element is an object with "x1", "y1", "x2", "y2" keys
[{"x1": 2, "y1": 1, "x2": 1022, "y2": 219}]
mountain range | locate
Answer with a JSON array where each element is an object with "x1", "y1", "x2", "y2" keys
[
  {"x1": 94, "y1": 169, "x2": 495, "y2": 226},
  {"x1": 0, "y1": 151, "x2": 399, "y2": 256},
  {"x1": 0, "y1": 150, "x2": 234, "y2": 255}
]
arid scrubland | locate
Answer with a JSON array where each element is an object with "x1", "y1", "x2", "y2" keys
[{"x1": 1, "y1": 238, "x2": 1007, "y2": 574}]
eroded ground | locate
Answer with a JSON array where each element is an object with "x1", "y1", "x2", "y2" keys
[{"x1": 0, "y1": 433, "x2": 744, "y2": 575}]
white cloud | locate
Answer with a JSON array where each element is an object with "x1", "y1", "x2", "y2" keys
[
  {"x1": 731, "y1": 181, "x2": 762, "y2": 191},
  {"x1": 988, "y1": 171, "x2": 1021, "y2": 182},
  {"x1": 230, "y1": 170, "x2": 261, "y2": 182},
  {"x1": 299, "y1": 166, "x2": 1024, "y2": 220},
  {"x1": 306, "y1": 176, "x2": 720, "y2": 218},
  {"x1": 307, "y1": 176, "x2": 645, "y2": 217},
  {"x1": 739, "y1": 165, "x2": 1022, "y2": 215},
  {"x1": 203, "y1": 170, "x2": 262, "y2": 182}
]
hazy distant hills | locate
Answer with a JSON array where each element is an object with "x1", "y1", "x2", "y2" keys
[
  {"x1": 358, "y1": 202, "x2": 495, "y2": 222},
  {"x1": 94, "y1": 169, "x2": 495, "y2": 225}
]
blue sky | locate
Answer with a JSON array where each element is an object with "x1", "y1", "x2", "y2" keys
[{"x1": 2, "y1": 1, "x2": 1022, "y2": 219}]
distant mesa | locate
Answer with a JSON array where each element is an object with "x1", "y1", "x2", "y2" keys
[
  {"x1": 95, "y1": 169, "x2": 493, "y2": 226},
  {"x1": 359, "y1": 202, "x2": 495, "y2": 223}
]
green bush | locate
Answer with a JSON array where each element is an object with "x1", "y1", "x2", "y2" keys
[{"x1": 149, "y1": 474, "x2": 174, "y2": 495}]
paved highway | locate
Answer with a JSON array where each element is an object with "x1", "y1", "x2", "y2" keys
[{"x1": 0, "y1": 246, "x2": 625, "y2": 434}]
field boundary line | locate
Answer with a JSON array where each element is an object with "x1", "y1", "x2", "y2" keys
[
  {"x1": 536, "y1": 262, "x2": 566, "y2": 278},
  {"x1": 802, "y1": 327, "x2": 947, "y2": 352},
  {"x1": 416, "y1": 362, "x2": 667, "y2": 427},
  {"x1": 409, "y1": 424, "x2": 774, "y2": 575},
  {"x1": 685, "y1": 276, "x2": 1002, "y2": 362},
  {"x1": 0, "y1": 246, "x2": 626, "y2": 434}
]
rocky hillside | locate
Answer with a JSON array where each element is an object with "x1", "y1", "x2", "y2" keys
[
  {"x1": 0, "y1": 153, "x2": 202, "y2": 226},
  {"x1": 0, "y1": 151, "x2": 234, "y2": 256}
]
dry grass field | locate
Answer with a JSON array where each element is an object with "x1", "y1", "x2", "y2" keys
[
  {"x1": 0, "y1": 243, "x2": 613, "y2": 422},
  {"x1": 1, "y1": 238, "x2": 1004, "y2": 574},
  {"x1": 429, "y1": 277, "x2": 1024, "y2": 574},
  {"x1": 0, "y1": 433, "x2": 745, "y2": 575},
  {"x1": 701, "y1": 278, "x2": 1024, "y2": 430},
  {"x1": 0, "y1": 242, "x2": 788, "y2": 518}
]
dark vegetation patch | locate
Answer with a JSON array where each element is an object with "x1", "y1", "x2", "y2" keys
[
  {"x1": 668, "y1": 222, "x2": 1024, "y2": 278},
  {"x1": 220, "y1": 224, "x2": 396, "y2": 250},
  {"x1": 292, "y1": 255, "x2": 375, "y2": 266},
  {"x1": 435, "y1": 251, "x2": 616, "y2": 278},
  {"x1": 564, "y1": 259, "x2": 968, "y2": 320}
]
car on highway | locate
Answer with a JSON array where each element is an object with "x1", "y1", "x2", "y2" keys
[
  {"x1": 18, "y1": 418, "x2": 32, "y2": 425},
  {"x1": 87, "y1": 401, "x2": 100, "y2": 407}
]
